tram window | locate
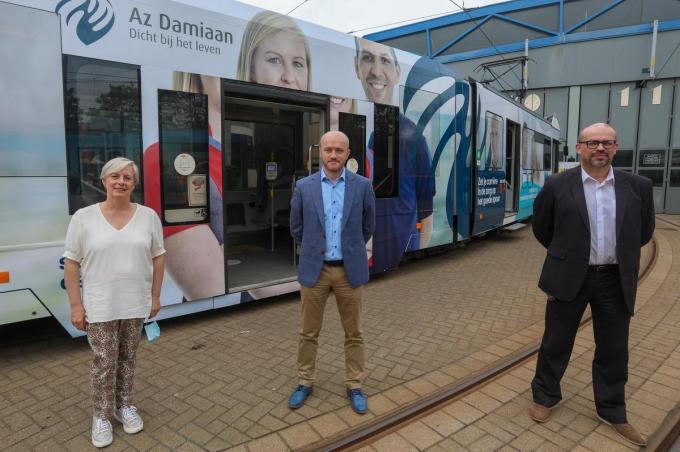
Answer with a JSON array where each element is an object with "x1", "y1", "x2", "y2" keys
[
  {"x1": 339, "y1": 112, "x2": 366, "y2": 176},
  {"x1": 670, "y1": 170, "x2": 680, "y2": 187},
  {"x1": 542, "y1": 137, "x2": 551, "y2": 171},
  {"x1": 521, "y1": 128, "x2": 542, "y2": 171},
  {"x1": 614, "y1": 149, "x2": 633, "y2": 167},
  {"x1": 637, "y1": 169, "x2": 663, "y2": 187},
  {"x1": 63, "y1": 56, "x2": 143, "y2": 213},
  {"x1": 485, "y1": 112, "x2": 503, "y2": 170},
  {"x1": 372, "y1": 104, "x2": 399, "y2": 198},
  {"x1": 521, "y1": 127, "x2": 528, "y2": 168},
  {"x1": 158, "y1": 90, "x2": 210, "y2": 225},
  {"x1": 521, "y1": 128, "x2": 553, "y2": 175},
  {"x1": 223, "y1": 122, "x2": 253, "y2": 191},
  {"x1": 672, "y1": 150, "x2": 680, "y2": 167}
]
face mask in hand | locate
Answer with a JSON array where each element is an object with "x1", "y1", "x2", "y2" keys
[{"x1": 144, "y1": 321, "x2": 160, "y2": 343}]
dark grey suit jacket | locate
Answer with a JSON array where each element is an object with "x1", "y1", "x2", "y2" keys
[
  {"x1": 290, "y1": 170, "x2": 375, "y2": 289},
  {"x1": 532, "y1": 166, "x2": 655, "y2": 315}
]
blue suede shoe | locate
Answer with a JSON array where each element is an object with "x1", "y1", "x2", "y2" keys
[
  {"x1": 347, "y1": 388, "x2": 368, "y2": 414},
  {"x1": 288, "y1": 385, "x2": 313, "y2": 409}
]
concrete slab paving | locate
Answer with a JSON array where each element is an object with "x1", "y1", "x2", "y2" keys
[
  {"x1": 1, "y1": 216, "x2": 676, "y2": 451},
  {"x1": 375, "y1": 217, "x2": 680, "y2": 452}
]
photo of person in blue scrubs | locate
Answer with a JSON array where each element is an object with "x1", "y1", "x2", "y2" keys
[{"x1": 354, "y1": 37, "x2": 435, "y2": 273}]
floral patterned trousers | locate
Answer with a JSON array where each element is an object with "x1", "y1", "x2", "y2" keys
[{"x1": 86, "y1": 319, "x2": 144, "y2": 419}]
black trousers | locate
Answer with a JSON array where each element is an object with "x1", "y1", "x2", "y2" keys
[{"x1": 531, "y1": 266, "x2": 631, "y2": 423}]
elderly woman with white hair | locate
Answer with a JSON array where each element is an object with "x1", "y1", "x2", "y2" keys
[{"x1": 63, "y1": 157, "x2": 165, "y2": 448}]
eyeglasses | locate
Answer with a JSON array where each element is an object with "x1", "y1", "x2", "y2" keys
[
  {"x1": 577, "y1": 140, "x2": 617, "y2": 150},
  {"x1": 321, "y1": 148, "x2": 348, "y2": 155}
]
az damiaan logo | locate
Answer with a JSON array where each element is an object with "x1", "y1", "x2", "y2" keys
[{"x1": 56, "y1": 0, "x2": 115, "y2": 45}]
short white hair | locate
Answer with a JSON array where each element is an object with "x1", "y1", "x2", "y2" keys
[{"x1": 100, "y1": 157, "x2": 139, "y2": 184}]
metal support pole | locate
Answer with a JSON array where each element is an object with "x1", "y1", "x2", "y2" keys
[
  {"x1": 292, "y1": 178, "x2": 298, "y2": 266},
  {"x1": 523, "y1": 38, "x2": 529, "y2": 98},
  {"x1": 650, "y1": 19, "x2": 658, "y2": 79},
  {"x1": 270, "y1": 182, "x2": 275, "y2": 252}
]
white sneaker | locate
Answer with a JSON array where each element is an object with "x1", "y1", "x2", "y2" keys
[
  {"x1": 91, "y1": 416, "x2": 113, "y2": 448},
  {"x1": 113, "y1": 405, "x2": 144, "y2": 434}
]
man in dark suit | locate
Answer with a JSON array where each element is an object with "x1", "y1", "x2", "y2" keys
[
  {"x1": 288, "y1": 131, "x2": 376, "y2": 414},
  {"x1": 529, "y1": 123, "x2": 655, "y2": 446}
]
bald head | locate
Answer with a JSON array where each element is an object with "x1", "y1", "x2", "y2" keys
[
  {"x1": 578, "y1": 123, "x2": 617, "y2": 142},
  {"x1": 320, "y1": 130, "x2": 349, "y2": 148},
  {"x1": 576, "y1": 122, "x2": 618, "y2": 178},
  {"x1": 319, "y1": 131, "x2": 350, "y2": 180}
]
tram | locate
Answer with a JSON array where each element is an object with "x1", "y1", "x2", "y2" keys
[{"x1": 0, "y1": 0, "x2": 561, "y2": 336}]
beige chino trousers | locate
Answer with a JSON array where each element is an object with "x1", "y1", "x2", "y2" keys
[{"x1": 297, "y1": 264, "x2": 364, "y2": 389}]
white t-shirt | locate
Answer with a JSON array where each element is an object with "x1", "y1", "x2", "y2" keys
[{"x1": 63, "y1": 203, "x2": 166, "y2": 323}]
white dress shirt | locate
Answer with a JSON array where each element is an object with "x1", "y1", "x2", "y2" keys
[{"x1": 581, "y1": 167, "x2": 617, "y2": 265}]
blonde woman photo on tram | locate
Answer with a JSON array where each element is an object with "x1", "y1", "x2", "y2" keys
[
  {"x1": 63, "y1": 157, "x2": 165, "y2": 448},
  {"x1": 237, "y1": 10, "x2": 311, "y2": 91}
]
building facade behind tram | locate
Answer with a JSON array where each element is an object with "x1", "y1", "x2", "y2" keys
[{"x1": 367, "y1": 0, "x2": 680, "y2": 214}]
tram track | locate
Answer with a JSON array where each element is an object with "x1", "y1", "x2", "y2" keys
[
  {"x1": 657, "y1": 215, "x2": 680, "y2": 230},
  {"x1": 304, "y1": 235, "x2": 670, "y2": 452}
]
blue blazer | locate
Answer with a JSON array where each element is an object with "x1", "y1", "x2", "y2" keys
[{"x1": 290, "y1": 170, "x2": 375, "y2": 288}]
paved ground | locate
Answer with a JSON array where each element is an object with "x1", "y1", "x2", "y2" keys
[
  {"x1": 0, "y1": 216, "x2": 677, "y2": 451},
  {"x1": 357, "y1": 214, "x2": 680, "y2": 452}
]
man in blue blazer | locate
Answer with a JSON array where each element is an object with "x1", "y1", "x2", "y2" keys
[{"x1": 288, "y1": 131, "x2": 376, "y2": 414}]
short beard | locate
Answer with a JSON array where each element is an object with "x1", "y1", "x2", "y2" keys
[{"x1": 590, "y1": 156, "x2": 610, "y2": 167}]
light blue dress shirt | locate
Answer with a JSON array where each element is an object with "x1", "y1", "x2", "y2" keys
[{"x1": 321, "y1": 167, "x2": 345, "y2": 261}]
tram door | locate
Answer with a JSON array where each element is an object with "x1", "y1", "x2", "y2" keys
[
  {"x1": 222, "y1": 96, "x2": 324, "y2": 291},
  {"x1": 505, "y1": 121, "x2": 520, "y2": 212}
]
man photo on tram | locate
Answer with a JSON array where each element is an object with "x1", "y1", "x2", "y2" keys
[{"x1": 354, "y1": 37, "x2": 435, "y2": 272}]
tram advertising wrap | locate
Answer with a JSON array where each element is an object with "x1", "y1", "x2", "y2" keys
[{"x1": 0, "y1": 0, "x2": 560, "y2": 336}]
